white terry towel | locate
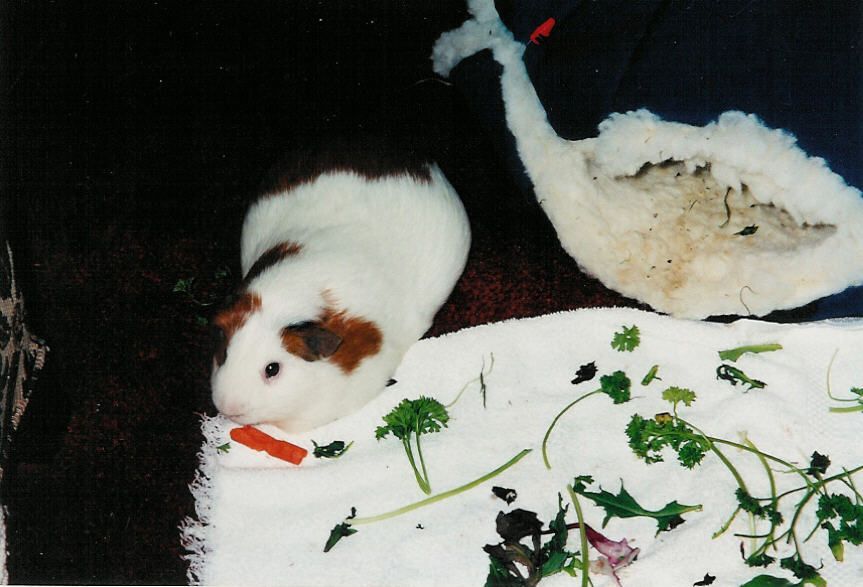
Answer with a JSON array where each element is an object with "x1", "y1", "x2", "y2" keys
[{"x1": 181, "y1": 308, "x2": 863, "y2": 586}]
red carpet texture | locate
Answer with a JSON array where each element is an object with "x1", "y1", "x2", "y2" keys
[{"x1": 1, "y1": 2, "x2": 638, "y2": 583}]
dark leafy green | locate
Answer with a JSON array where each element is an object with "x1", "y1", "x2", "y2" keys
[
  {"x1": 572, "y1": 478, "x2": 702, "y2": 534},
  {"x1": 483, "y1": 499, "x2": 581, "y2": 586},
  {"x1": 571, "y1": 362, "x2": 597, "y2": 385},
  {"x1": 492, "y1": 486, "x2": 518, "y2": 505},
  {"x1": 716, "y1": 364, "x2": 766, "y2": 390},
  {"x1": 323, "y1": 522, "x2": 357, "y2": 552},
  {"x1": 735, "y1": 224, "x2": 759, "y2": 236},
  {"x1": 312, "y1": 440, "x2": 353, "y2": 459},
  {"x1": 806, "y1": 452, "x2": 831, "y2": 477}
]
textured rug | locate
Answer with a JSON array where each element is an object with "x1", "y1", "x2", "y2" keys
[{"x1": 181, "y1": 307, "x2": 863, "y2": 586}]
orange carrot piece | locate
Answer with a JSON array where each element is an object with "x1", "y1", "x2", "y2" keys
[{"x1": 229, "y1": 425, "x2": 308, "y2": 465}]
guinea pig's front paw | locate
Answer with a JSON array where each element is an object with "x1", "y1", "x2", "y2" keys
[{"x1": 269, "y1": 415, "x2": 324, "y2": 434}]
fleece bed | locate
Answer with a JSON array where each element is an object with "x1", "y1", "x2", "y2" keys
[
  {"x1": 181, "y1": 307, "x2": 863, "y2": 586},
  {"x1": 432, "y1": 0, "x2": 863, "y2": 320}
]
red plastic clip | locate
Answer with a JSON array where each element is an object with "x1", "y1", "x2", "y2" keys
[{"x1": 530, "y1": 17, "x2": 556, "y2": 45}]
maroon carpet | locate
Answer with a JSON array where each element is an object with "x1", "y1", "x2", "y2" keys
[{"x1": 2, "y1": 3, "x2": 638, "y2": 583}]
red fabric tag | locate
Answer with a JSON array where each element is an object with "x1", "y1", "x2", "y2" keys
[{"x1": 530, "y1": 17, "x2": 556, "y2": 45}]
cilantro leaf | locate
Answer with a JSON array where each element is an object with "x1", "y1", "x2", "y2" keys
[
  {"x1": 573, "y1": 478, "x2": 702, "y2": 534},
  {"x1": 662, "y1": 386, "x2": 697, "y2": 415},
  {"x1": 599, "y1": 371, "x2": 632, "y2": 404},
  {"x1": 215, "y1": 442, "x2": 231, "y2": 454},
  {"x1": 611, "y1": 325, "x2": 640, "y2": 352}
]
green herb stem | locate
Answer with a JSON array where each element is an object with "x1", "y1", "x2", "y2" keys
[
  {"x1": 841, "y1": 467, "x2": 863, "y2": 502},
  {"x1": 712, "y1": 506, "x2": 742, "y2": 539},
  {"x1": 825, "y1": 350, "x2": 863, "y2": 410},
  {"x1": 542, "y1": 389, "x2": 603, "y2": 469},
  {"x1": 402, "y1": 437, "x2": 430, "y2": 495},
  {"x1": 745, "y1": 437, "x2": 779, "y2": 556},
  {"x1": 772, "y1": 464, "x2": 863, "y2": 502},
  {"x1": 565, "y1": 484, "x2": 591, "y2": 587},
  {"x1": 414, "y1": 426, "x2": 431, "y2": 495},
  {"x1": 446, "y1": 353, "x2": 495, "y2": 408},
  {"x1": 824, "y1": 349, "x2": 854, "y2": 402},
  {"x1": 829, "y1": 404, "x2": 863, "y2": 413},
  {"x1": 718, "y1": 343, "x2": 782, "y2": 362},
  {"x1": 677, "y1": 419, "x2": 749, "y2": 494},
  {"x1": 677, "y1": 418, "x2": 812, "y2": 486},
  {"x1": 350, "y1": 448, "x2": 532, "y2": 526}
]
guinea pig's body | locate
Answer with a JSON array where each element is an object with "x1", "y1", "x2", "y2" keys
[{"x1": 211, "y1": 139, "x2": 471, "y2": 432}]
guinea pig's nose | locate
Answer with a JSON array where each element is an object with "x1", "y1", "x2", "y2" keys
[{"x1": 214, "y1": 396, "x2": 247, "y2": 419}]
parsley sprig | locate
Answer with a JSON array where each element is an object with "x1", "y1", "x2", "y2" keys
[{"x1": 375, "y1": 397, "x2": 449, "y2": 494}]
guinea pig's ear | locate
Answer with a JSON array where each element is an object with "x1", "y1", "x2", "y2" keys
[
  {"x1": 212, "y1": 324, "x2": 228, "y2": 366},
  {"x1": 280, "y1": 321, "x2": 342, "y2": 362}
]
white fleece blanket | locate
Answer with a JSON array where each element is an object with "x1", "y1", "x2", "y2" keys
[{"x1": 181, "y1": 308, "x2": 863, "y2": 586}]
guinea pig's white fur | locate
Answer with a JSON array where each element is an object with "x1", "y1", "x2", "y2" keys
[{"x1": 211, "y1": 149, "x2": 470, "y2": 432}]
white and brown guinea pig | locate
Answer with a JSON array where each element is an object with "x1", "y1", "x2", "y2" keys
[{"x1": 211, "y1": 137, "x2": 471, "y2": 432}]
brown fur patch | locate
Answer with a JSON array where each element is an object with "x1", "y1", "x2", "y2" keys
[
  {"x1": 212, "y1": 292, "x2": 262, "y2": 365},
  {"x1": 319, "y1": 309, "x2": 383, "y2": 374},
  {"x1": 243, "y1": 241, "x2": 302, "y2": 286},
  {"x1": 279, "y1": 306, "x2": 382, "y2": 374},
  {"x1": 258, "y1": 135, "x2": 432, "y2": 198}
]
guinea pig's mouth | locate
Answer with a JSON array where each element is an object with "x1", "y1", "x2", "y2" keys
[{"x1": 220, "y1": 411, "x2": 255, "y2": 425}]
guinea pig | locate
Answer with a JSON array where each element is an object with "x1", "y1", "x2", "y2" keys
[{"x1": 210, "y1": 137, "x2": 471, "y2": 432}]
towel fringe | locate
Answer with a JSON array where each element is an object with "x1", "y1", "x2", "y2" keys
[{"x1": 179, "y1": 415, "x2": 223, "y2": 585}]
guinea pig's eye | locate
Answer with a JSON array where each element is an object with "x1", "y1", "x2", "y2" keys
[{"x1": 264, "y1": 362, "x2": 281, "y2": 379}]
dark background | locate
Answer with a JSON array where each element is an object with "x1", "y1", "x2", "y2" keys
[{"x1": 0, "y1": 1, "x2": 635, "y2": 583}]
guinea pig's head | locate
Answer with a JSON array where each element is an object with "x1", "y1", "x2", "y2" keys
[{"x1": 209, "y1": 291, "x2": 383, "y2": 432}]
